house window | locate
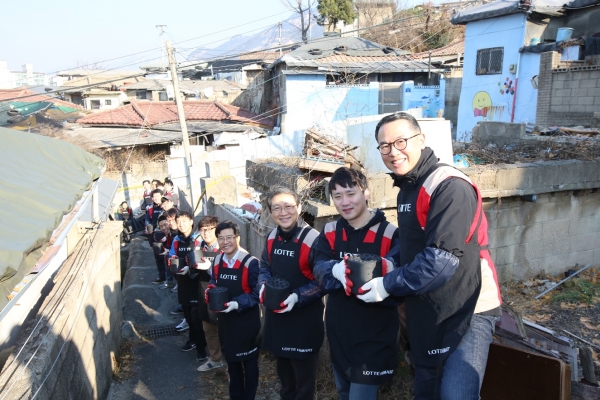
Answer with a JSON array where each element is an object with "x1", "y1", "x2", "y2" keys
[
  {"x1": 158, "y1": 91, "x2": 168, "y2": 101},
  {"x1": 135, "y1": 90, "x2": 147, "y2": 100},
  {"x1": 105, "y1": 99, "x2": 112, "y2": 105},
  {"x1": 476, "y1": 47, "x2": 504, "y2": 75},
  {"x1": 90, "y1": 100, "x2": 101, "y2": 109}
]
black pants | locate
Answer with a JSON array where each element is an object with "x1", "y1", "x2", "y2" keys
[
  {"x1": 276, "y1": 353, "x2": 320, "y2": 400},
  {"x1": 154, "y1": 255, "x2": 166, "y2": 280},
  {"x1": 183, "y1": 304, "x2": 207, "y2": 358},
  {"x1": 228, "y1": 355, "x2": 259, "y2": 400}
]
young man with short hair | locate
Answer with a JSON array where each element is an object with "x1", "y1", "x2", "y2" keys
[
  {"x1": 164, "y1": 178, "x2": 180, "y2": 208},
  {"x1": 142, "y1": 180, "x2": 153, "y2": 210},
  {"x1": 257, "y1": 186, "x2": 324, "y2": 400},
  {"x1": 362, "y1": 112, "x2": 502, "y2": 399},
  {"x1": 145, "y1": 189, "x2": 164, "y2": 235},
  {"x1": 313, "y1": 167, "x2": 400, "y2": 400},
  {"x1": 168, "y1": 211, "x2": 210, "y2": 362},
  {"x1": 151, "y1": 215, "x2": 171, "y2": 284},
  {"x1": 196, "y1": 216, "x2": 225, "y2": 372}
]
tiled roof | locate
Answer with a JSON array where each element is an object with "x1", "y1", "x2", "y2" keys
[
  {"x1": 77, "y1": 100, "x2": 275, "y2": 128},
  {"x1": 0, "y1": 87, "x2": 84, "y2": 110},
  {"x1": 315, "y1": 54, "x2": 411, "y2": 62},
  {"x1": 238, "y1": 51, "x2": 288, "y2": 61},
  {"x1": 406, "y1": 41, "x2": 465, "y2": 60}
]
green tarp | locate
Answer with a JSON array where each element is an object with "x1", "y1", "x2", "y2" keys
[{"x1": 0, "y1": 127, "x2": 105, "y2": 311}]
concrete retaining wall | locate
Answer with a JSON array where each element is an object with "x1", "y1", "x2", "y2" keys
[
  {"x1": 484, "y1": 190, "x2": 600, "y2": 281},
  {"x1": 0, "y1": 222, "x2": 123, "y2": 400}
]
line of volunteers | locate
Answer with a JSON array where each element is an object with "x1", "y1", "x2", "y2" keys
[{"x1": 145, "y1": 112, "x2": 503, "y2": 400}]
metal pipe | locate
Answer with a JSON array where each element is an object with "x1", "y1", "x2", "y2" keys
[{"x1": 534, "y1": 264, "x2": 592, "y2": 299}]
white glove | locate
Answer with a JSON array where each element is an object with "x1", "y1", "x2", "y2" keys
[
  {"x1": 221, "y1": 301, "x2": 239, "y2": 313},
  {"x1": 356, "y1": 277, "x2": 389, "y2": 302},
  {"x1": 274, "y1": 293, "x2": 298, "y2": 313},
  {"x1": 176, "y1": 266, "x2": 189, "y2": 275},
  {"x1": 259, "y1": 283, "x2": 265, "y2": 304},
  {"x1": 160, "y1": 250, "x2": 169, "y2": 256},
  {"x1": 332, "y1": 259, "x2": 348, "y2": 291},
  {"x1": 195, "y1": 259, "x2": 212, "y2": 270}
]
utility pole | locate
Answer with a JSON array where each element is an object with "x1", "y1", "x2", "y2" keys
[
  {"x1": 156, "y1": 25, "x2": 167, "y2": 60},
  {"x1": 278, "y1": 22, "x2": 283, "y2": 56},
  {"x1": 166, "y1": 40, "x2": 194, "y2": 212}
]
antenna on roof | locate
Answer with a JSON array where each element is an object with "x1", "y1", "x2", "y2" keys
[{"x1": 156, "y1": 25, "x2": 167, "y2": 61}]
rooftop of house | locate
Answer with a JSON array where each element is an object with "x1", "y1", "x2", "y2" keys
[
  {"x1": 0, "y1": 87, "x2": 84, "y2": 110},
  {"x1": 406, "y1": 40, "x2": 465, "y2": 60},
  {"x1": 238, "y1": 51, "x2": 288, "y2": 61},
  {"x1": 451, "y1": 0, "x2": 600, "y2": 25},
  {"x1": 76, "y1": 100, "x2": 275, "y2": 128},
  {"x1": 268, "y1": 36, "x2": 445, "y2": 73},
  {"x1": 122, "y1": 79, "x2": 246, "y2": 92}
]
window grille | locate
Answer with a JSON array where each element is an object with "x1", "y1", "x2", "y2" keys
[{"x1": 476, "y1": 47, "x2": 504, "y2": 75}]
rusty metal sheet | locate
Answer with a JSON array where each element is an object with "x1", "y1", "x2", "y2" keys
[{"x1": 481, "y1": 342, "x2": 571, "y2": 400}]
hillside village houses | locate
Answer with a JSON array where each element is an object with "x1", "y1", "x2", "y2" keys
[
  {"x1": 4, "y1": 3, "x2": 600, "y2": 400},
  {"x1": 451, "y1": 0, "x2": 600, "y2": 141}
]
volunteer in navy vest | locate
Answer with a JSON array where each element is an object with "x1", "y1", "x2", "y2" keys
[
  {"x1": 205, "y1": 220, "x2": 260, "y2": 400},
  {"x1": 313, "y1": 168, "x2": 400, "y2": 400},
  {"x1": 142, "y1": 179, "x2": 153, "y2": 210},
  {"x1": 359, "y1": 112, "x2": 502, "y2": 399},
  {"x1": 196, "y1": 216, "x2": 226, "y2": 373},
  {"x1": 257, "y1": 186, "x2": 324, "y2": 400},
  {"x1": 144, "y1": 189, "x2": 164, "y2": 238},
  {"x1": 168, "y1": 211, "x2": 210, "y2": 363}
]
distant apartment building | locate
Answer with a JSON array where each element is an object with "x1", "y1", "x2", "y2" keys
[{"x1": 0, "y1": 61, "x2": 48, "y2": 89}]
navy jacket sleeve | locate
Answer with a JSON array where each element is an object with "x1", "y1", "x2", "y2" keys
[
  {"x1": 312, "y1": 230, "x2": 343, "y2": 293},
  {"x1": 383, "y1": 178, "x2": 477, "y2": 296},
  {"x1": 233, "y1": 258, "x2": 260, "y2": 312}
]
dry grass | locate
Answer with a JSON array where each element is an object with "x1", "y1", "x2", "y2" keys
[{"x1": 455, "y1": 138, "x2": 600, "y2": 165}]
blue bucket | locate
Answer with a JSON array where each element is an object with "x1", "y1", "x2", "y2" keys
[{"x1": 556, "y1": 27, "x2": 573, "y2": 42}]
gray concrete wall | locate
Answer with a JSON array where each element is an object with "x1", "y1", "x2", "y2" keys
[
  {"x1": 483, "y1": 190, "x2": 600, "y2": 281},
  {"x1": 536, "y1": 51, "x2": 600, "y2": 127},
  {"x1": 473, "y1": 121, "x2": 526, "y2": 147},
  {"x1": 444, "y1": 68, "x2": 463, "y2": 130},
  {"x1": 0, "y1": 222, "x2": 123, "y2": 400}
]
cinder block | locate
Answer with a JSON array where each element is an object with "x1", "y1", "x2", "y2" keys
[
  {"x1": 541, "y1": 220, "x2": 571, "y2": 242},
  {"x1": 572, "y1": 249, "x2": 595, "y2": 267},
  {"x1": 569, "y1": 232, "x2": 600, "y2": 252},
  {"x1": 206, "y1": 160, "x2": 230, "y2": 178},
  {"x1": 496, "y1": 165, "x2": 527, "y2": 192}
]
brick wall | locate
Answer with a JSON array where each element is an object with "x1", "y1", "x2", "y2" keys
[{"x1": 536, "y1": 51, "x2": 600, "y2": 127}]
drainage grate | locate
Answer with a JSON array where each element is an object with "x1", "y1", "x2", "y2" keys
[{"x1": 137, "y1": 323, "x2": 180, "y2": 340}]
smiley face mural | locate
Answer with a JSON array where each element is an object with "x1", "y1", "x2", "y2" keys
[{"x1": 472, "y1": 91, "x2": 492, "y2": 117}]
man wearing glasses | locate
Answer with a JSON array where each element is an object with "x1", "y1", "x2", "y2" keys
[
  {"x1": 257, "y1": 186, "x2": 324, "y2": 400},
  {"x1": 196, "y1": 216, "x2": 226, "y2": 373},
  {"x1": 357, "y1": 112, "x2": 502, "y2": 399}
]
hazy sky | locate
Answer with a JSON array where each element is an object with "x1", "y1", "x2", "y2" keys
[{"x1": 1, "y1": 0, "x2": 294, "y2": 74}]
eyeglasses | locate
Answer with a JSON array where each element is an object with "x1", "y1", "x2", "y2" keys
[
  {"x1": 376, "y1": 133, "x2": 421, "y2": 155},
  {"x1": 271, "y1": 204, "x2": 297, "y2": 214},
  {"x1": 217, "y1": 235, "x2": 238, "y2": 242},
  {"x1": 199, "y1": 227, "x2": 215, "y2": 233}
]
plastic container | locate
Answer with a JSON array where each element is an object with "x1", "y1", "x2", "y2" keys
[
  {"x1": 208, "y1": 286, "x2": 229, "y2": 311},
  {"x1": 264, "y1": 278, "x2": 290, "y2": 310},
  {"x1": 530, "y1": 37, "x2": 540, "y2": 46},
  {"x1": 346, "y1": 254, "x2": 382, "y2": 295},
  {"x1": 168, "y1": 257, "x2": 179, "y2": 274},
  {"x1": 556, "y1": 27, "x2": 573, "y2": 42}
]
